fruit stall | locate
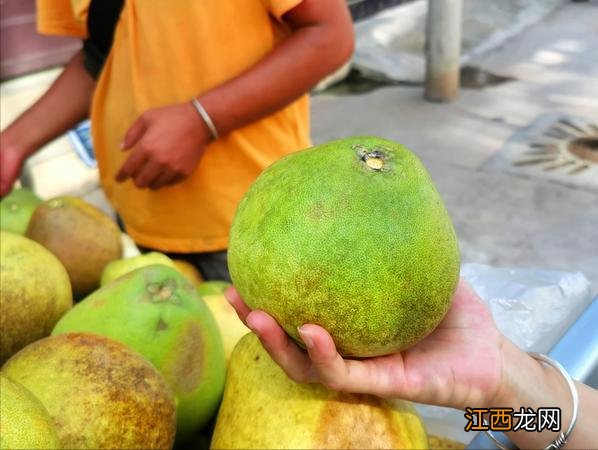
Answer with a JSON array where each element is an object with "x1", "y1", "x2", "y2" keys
[{"x1": 1, "y1": 136, "x2": 595, "y2": 450}]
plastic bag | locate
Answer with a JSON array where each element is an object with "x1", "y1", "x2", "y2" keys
[{"x1": 415, "y1": 263, "x2": 593, "y2": 445}]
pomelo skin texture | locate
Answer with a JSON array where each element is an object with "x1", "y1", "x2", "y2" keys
[
  {"x1": 25, "y1": 195, "x2": 122, "y2": 298},
  {"x1": 53, "y1": 265, "x2": 226, "y2": 442},
  {"x1": 0, "y1": 231, "x2": 72, "y2": 363},
  {"x1": 228, "y1": 136, "x2": 460, "y2": 357},
  {"x1": 211, "y1": 333, "x2": 429, "y2": 449},
  {"x1": 0, "y1": 375, "x2": 61, "y2": 449},
  {"x1": 101, "y1": 251, "x2": 177, "y2": 286},
  {"x1": 1, "y1": 333, "x2": 176, "y2": 450}
]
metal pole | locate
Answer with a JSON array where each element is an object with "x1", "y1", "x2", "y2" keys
[{"x1": 424, "y1": 0, "x2": 463, "y2": 102}]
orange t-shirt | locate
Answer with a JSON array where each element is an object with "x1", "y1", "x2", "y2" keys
[{"x1": 37, "y1": 0, "x2": 310, "y2": 253}]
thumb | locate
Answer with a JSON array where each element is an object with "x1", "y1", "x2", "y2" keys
[{"x1": 121, "y1": 116, "x2": 148, "y2": 150}]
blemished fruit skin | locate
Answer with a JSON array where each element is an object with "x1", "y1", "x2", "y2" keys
[
  {"x1": 101, "y1": 251, "x2": 177, "y2": 286},
  {"x1": 228, "y1": 136, "x2": 460, "y2": 357},
  {"x1": 0, "y1": 375, "x2": 61, "y2": 450},
  {"x1": 25, "y1": 195, "x2": 122, "y2": 298},
  {"x1": 1, "y1": 333, "x2": 176, "y2": 450},
  {"x1": 0, "y1": 231, "x2": 72, "y2": 363},
  {"x1": 211, "y1": 334, "x2": 429, "y2": 449},
  {"x1": 53, "y1": 265, "x2": 226, "y2": 442},
  {"x1": 0, "y1": 188, "x2": 42, "y2": 235}
]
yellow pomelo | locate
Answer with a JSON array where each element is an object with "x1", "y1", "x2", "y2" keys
[
  {"x1": 212, "y1": 333, "x2": 429, "y2": 449},
  {"x1": 229, "y1": 137, "x2": 460, "y2": 357},
  {"x1": 2, "y1": 333, "x2": 176, "y2": 449},
  {"x1": 0, "y1": 231, "x2": 72, "y2": 363},
  {"x1": 0, "y1": 375, "x2": 60, "y2": 449},
  {"x1": 202, "y1": 293, "x2": 250, "y2": 361},
  {"x1": 173, "y1": 259, "x2": 204, "y2": 287}
]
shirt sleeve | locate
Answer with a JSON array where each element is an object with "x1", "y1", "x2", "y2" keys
[
  {"x1": 262, "y1": 0, "x2": 305, "y2": 21},
  {"x1": 83, "y1": 0, "x2": 124, "y2": 79},
  {"x1": 36, "y1": 0, "x2": 88, "y2": 37}
]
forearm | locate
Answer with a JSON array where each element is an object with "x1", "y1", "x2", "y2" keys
[
  {"x1": 198, "y1": 15, "x2": 353, "y2": 136},
  {"x1": 1, "y1": 50, "x2": 95, "y2": 158},
  {"x1": 491, "y1": 338, "x2": 597, "y2": 449}
]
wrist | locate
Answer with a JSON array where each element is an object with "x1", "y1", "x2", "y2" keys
[
  {"x1": 189, "y1": 97, "x2": 220, "y2": 141},
  {"x1": 487, "y1": 339, "x2": 575, "y2": 449},
  {"x1": 488, "y1": 337, "x2": 547, "y2": 408},
  {"x1": 1, "y1": 126, "x2": 38, "y2": 160}
]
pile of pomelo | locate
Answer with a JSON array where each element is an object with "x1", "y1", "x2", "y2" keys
[{"x1": 0, "y1": 137, "x2": 460, "y2": 449}]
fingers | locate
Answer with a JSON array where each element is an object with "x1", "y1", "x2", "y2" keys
[
  {"x1": 225, "y1": 287, "x2": 315, "y2": 382},
  {"x1": 224, "y1": 286, "x2": 401, "y2": 397},
  {"x1": 245, "y1": 310, "x2": 314, "y2": 383},
  {"x1": 116, "y1": 149, "x2": 148, "y2": 183},
  {"x1": 298, "y1": 324, "x2": 349, "y2": 390},
  {"x1": 0, "y1": 147, "x2": 23, "y2": 197},
  {"x1": 0, "y1": 180, "x2": 13, "y2": 197},
  {"x1": 122, "y1": 117, "x2": 147, "y2": 150},
  {"x1": 225, "y1": 287, "x2": 252, "y2": 322},
  {"x1": 0, "y1": 172, "x2": 14, "y2": 197},
  {"x1": 134, "y1": 160, "x2": 163, "y2": 189}
]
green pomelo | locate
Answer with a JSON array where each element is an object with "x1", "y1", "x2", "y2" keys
[
  {"x1": 0, "y1": 231, "x2": 72, "y2": 363},
  {"x1": 53, "y1": 265, "x2": 226, "y2": 442},
  {"x1": 228, "y1": 136, "x2": 460, "y2": 357},
  {"x1": 211, "y1": 333, "x2": 429, "y2": 449},
  {"x1": 0, "y1": 375, "x2": 61, "y2": 449},
  {"x1": 197, "y1": 280, "x2": 232, "y2": 296},
  {"x1": 101, "y1": 251, "x2": 177, "y2": 286},
  {"x1": 25, "y1": 196, "x2": 122, "y2": 298},
  {"x1": 2, "y1": 333, "x2": 176, "y2": 449},
  {"x1": 0, "y1": 188, "x2": 42, "y2": 235}
]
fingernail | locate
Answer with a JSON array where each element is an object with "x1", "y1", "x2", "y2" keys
[
  {"x1": 119, "y1": 141, "x2": 126, "y2": 149},
  {"x1": 298, "y1": 326, "x2": 313, "y2": 349}
]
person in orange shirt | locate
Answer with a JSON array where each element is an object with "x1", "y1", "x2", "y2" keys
[{"x1": 0, "y1": 0, "x2": 355, "y2": 280}]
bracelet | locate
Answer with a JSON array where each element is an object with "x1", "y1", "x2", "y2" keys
[
  {"x1": 484, "y1": 353, "x2": 579, "y2": 450},
  {"x1": 191, "y1": 98, "x2": 219, "y2": 140}
]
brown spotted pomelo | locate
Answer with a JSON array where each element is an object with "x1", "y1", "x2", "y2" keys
[
  {"x1": 52, "y1": 265, "x2": 226, "y2": 443},
  {"x1": 1, "y1": 333, "x2": 176, "y2": 449}
]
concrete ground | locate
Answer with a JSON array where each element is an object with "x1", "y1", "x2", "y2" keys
[
  {"x1": 312, "y1": 0, "x2": 598, "y2": 290},
  {"x1": 1, "y1": 1, "x2": 596, "y2": 289}
]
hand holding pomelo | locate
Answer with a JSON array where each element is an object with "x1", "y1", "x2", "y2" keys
[{"x1": 228, "y1": 136, "x2": 460, "y2": 357}]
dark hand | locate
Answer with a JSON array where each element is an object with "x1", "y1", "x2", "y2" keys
[
  {"x1": 226, "y1": 279, "x2": 506, "y2": 410},
  {"x1": 116, "y1": 102, "x2": 211, "y2": 190},
  {"x1": 0, "y1": 133, "x2": 26, "y2": 197}
]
